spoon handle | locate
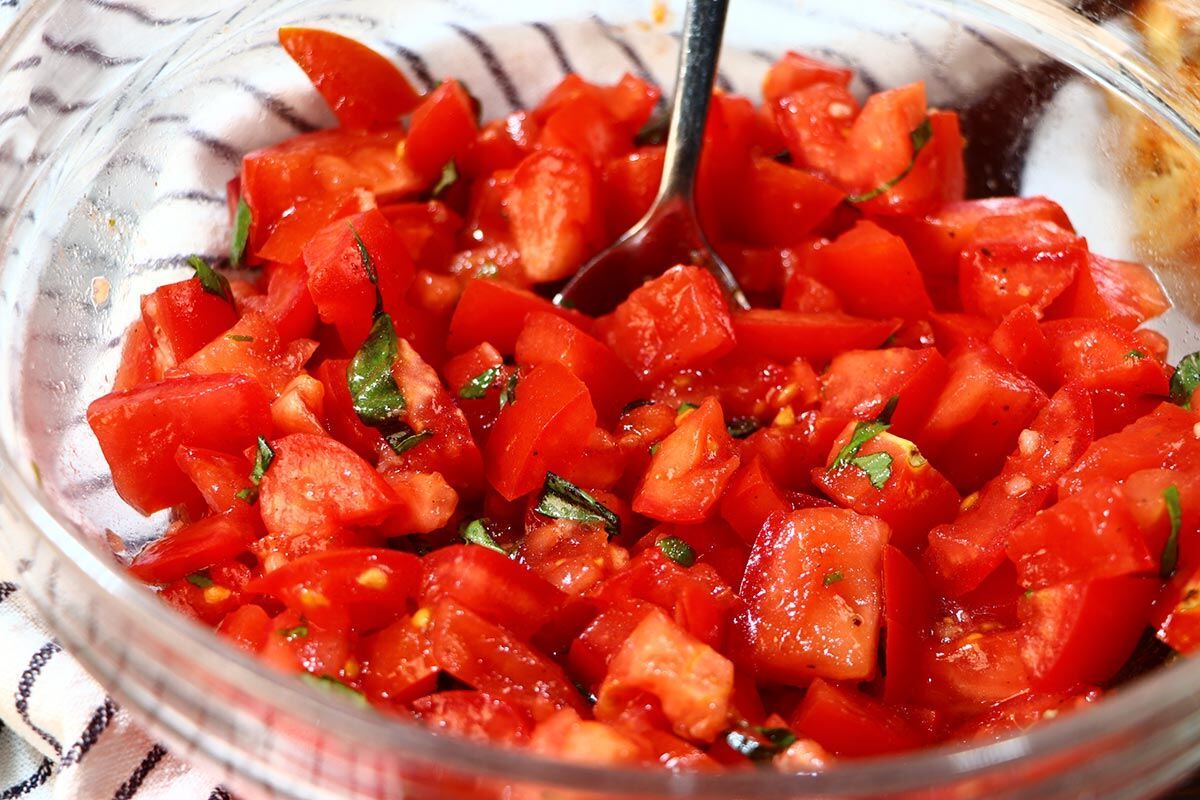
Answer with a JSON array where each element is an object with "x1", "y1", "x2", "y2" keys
[{"x1": 655, "y1": 0, "x2": 731, "y2": 205}]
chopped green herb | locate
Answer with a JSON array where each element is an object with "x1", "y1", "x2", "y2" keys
[
  {"x1": 226, "y1": 334, "x2": 254, "y2": 342},
  {"x1": 1126, "y1": 349, "x2": 1146, "y2": 360},
  {"x1": 1162, "y1": 485, "x2": 1183, "y2": 578},
  {"x1": 852, "y1": 451, "x2": 894, "y2": 490},
  {"x1": 634, "y1": 110, "x2": 670, "y2": 146},
  {"x1": 499, "y1": 372, "x2": 519, "y2": 409},
  {"x1": 724, "y1": 726, "x2": 798, "y2": 763},
  {"x1": 459, "y1": 366, "x2": 501, "y2": 400},
  {"x1": 649, "y1": 442, "x2": 661, "y2": 455},
  {"x1": 299, "y1": 674, "x2": 368, "y2": 708},
  {"x1": 727, "y1": 417, "x2": 761, "y2": 439},
  {"x1": 385, "y1": 428, "x2": 433, "y2": 454},
  {"x1": 250, "y1": 436, "x2": 274, "y2": 486},
  {"x1": 347, "y1": 313, "x2": 406, "y2": 429},
  {"x1": 230, "y1": 197, "x2": 252, "y2": 267},
  {"x1": 657, "y1": 536, "x2": 696, "y2": 567},
  {"x1": 1023, "y1": 589, "x2": 1035, "y2": 599},
  {"x1": 186, "y1": 572, "x2": 214, "y2": 589},
  {"x1": 620, "y1": 399, "x2": 653, "y2": 415},
  {"x1": 278, "y1": 624, "x2": 308, "y2": 640},
  {"x1": 235, "y1": 486, "x2": 258, "y2": 504},
  {"x1": 846, "y1": 118, "x2": 934, "y2": 203},
  {"x1": 823, "y1": 570, "x2": 844, "y2": 587},
  {"x1": 461, "y1": 519, "x2": 507, "y2": 554},
  {"x1": 677, "y1": 402, "x2": 699, "y2": 415},
  {"x1": 828, "y1": 421, "x2": 889, "y2": 472},
  {"x1": 188, "y1": 255, "x2": 232, "y2": 303},
  {"x1": 350, "y1": 224, "x2": 378, "y2": 285},
  {"x1": 30, "y1": 461, "x2": 41, "y2": 488},
  {"x1": 1171, "y1": 352, "x2": 1200, "y2": 407},
  {"x1": 876, "y1": 395, "x2": 900, "y2": 425},
  {"x1": 432, "y1": 160, "x2": 458, "y2": 197},
  {"x1": 535, "y1": 472, "x2": 621, "y2": 538}
]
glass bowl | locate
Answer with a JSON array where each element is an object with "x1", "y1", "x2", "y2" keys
[{"x1": 2, "y1": 0, "x2": 1200, "y2": 798}]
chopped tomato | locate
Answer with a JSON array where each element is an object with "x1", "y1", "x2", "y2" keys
[
  {"x1": 1047, "y1": 253, "x2": 1169, "y2": 329},
  {"x1": 405, "y1": 79, "x2": 479, "y2": 179},
  {"x1": 129, "y1": 507, "x2": 261, "y2": 584},
  {"x1": 141, "y1": 277, "x2": 239, "y2": 366},
  {"x1": 820, "y1": 347, "x2": 949, "y2": 439},
  {"x1": 361, "y1": 615, "x2": 439, "y2": 706},
  {"x1": 732, "y1": 310, "x2": 901, "y2": 367},
  {"x1": 762, "y1": 52, "x2": 852, "y2": 106},
  {"x1": 447, "y1": 279, "x2": 591, "y2": 355},
  {"x1": 174, "y1": 446, "x2": 250, "y2": 513},
  {"x1": 718, "y1": 457, "x2": 790, "y2": 544},
  {"x1": 411, "y1": 690, "x2": 532, "y2": 746},
  {"x1": 506, "y1": 149, "x2": 602, "y2": 282},
  {"x1": 810, "y1": 221, "x2": 935, "y2": 322},
  {"x1": 791, "y1": 679, "x2": 926, "y2": 757},
  {"x1": 727, "y1": 157, "x2": 844, "y2": 247}
]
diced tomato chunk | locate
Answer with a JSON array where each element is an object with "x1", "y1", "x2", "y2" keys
[
  {"x1": 791, "y1": 679, "x2": 926, "y2": 757},
  {"x1": 719, "y1": 457, "x2": 790, "y2": 544},
  {"x1": 1047, "y1": 253, "x2": 1169, "y2": 329},
  {"x1": 810, "y1": 221, "x2": 934, "y2": 322},
  {"x1": 567, "y1": 599, "x2": 656, "y2": 691},
  {"x1": 88, "y1": 374, "x2": 271, "y2": 515},
  {"x1": 411, "y1": 690, "x2": 532, "y2": 746},
  {"x1": 506, "y1": 149, "x2": 602, "y2": 283},
  {"x1": 175, "y1": 446, "x2": 250, "y2": 513},
  {"x1": 727, "y1": 157, "x2": 844, "y2": 247},
  {"x1": 820, "y1": 347, "x2": 949, "y2": 439},
  {"x1": 1059, "y1": 403, "x2": 1200, "y2": 496},
  {"x1": 130, "y1": 507, "x2": 261, "y2": 584},
  {"x1": 531, "y1": 709, "x2": 648, "y2": 765},
  {"x1": 736, "y1": 508, "x2": 888, "y2": 683},
  {"x1": 762, "y1": 52, "x2": 852, "y2": 106},
  {"x1": 732, "y1": 310, "x2": 901, "y2": 367},
  {"x1": 405, "y1": 79, "x2": 479, "y2": 178},
  {"x1": 1040, "y1": 318, "x2": 1171, "y2": 396},
  {"x1": 447, "y1": 279, "x2": 590, "y2": 355},
  {"x1": 141, "y1": 277, "x2": 239, "y2": 365},
  {"x1": 361, "y1": 615, "x2": 439, "y2": 706}
]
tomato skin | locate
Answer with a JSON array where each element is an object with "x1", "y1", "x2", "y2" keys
[
  {"x1": 736, "y1": 508, "x2": 888, "y2": 683},
  {"x1": 1058, "y1": 402, "x2": 1200, "y2": 497},
  {"x1": 505, "y1": 148, "x2": 602, "y2": 283},
  {"x1": 882, "y1": 546, "x2": 933, "y2": 703},
  {"x1": 421, "y1": 544, "x2": 567, "y2": 640},
  {"x1": 532, "y1": 709, "x2": 650, "y2": 766},
  {"x1": 810, "y1": 220, "x2": 934, "y2": 322},
  {"x1": 217, "y1": 604, "x2": 273, "y2": 653},
  {"x1": 279, "y1": 28, "x2": 421, "y2": 130},
  {"x1": 988, "y1": 305, "x2": 1057, "y2": 392},
  {"x1": 255, "y1": 193, "x2": 363, "y2": 266},
  {"x1": 1046, "y1": 253, "x2": 1169, "y2": 330},
  {"x1": 485, "y1": 363, "x2": 598, "y2": 501},
  {"x1": 427, "y1": 598, "x2": 586, "y2": 721},
  {"x1": 814, "y1": 426, "x2": 960, "y2": 552},
  {"x1": 260, "y1": 260, "x2": 320, "y2": 342},
  {"x1": 567, "y1": 599, "x2": 657, "y2": 691},
  {"x1": 958, "y1": 217, "x2": 1086, "y2": 321},
  {"x1": 361, "y1": 615, "x2": 438, "y2": 707},
  {"x1": 820, "y1": 347, "x2": 949, "y2": 440},
  {"x1": 141, "y1": 278, "x2": 239, "y2": 365},
  {"x1": 727, "y1": 157, "x2": 844, "y2": 248},
  {"x1": 411, "y1": 690, "x2": 532, "y2": 746},
  {"x1": 174, "y1": 312, "x2": 309, "y2": 398},
  {"x1": 633, "y1": 397, "x2": 740, "y2": 523},
  {"x1": 247, "y1": 547, "x2": 420, "y2": 631},
  {"x1": 926, "y1": 384, "x2": 1095, "y2": 596},
  {"x1": 113, "y1": 319, "x2": 160, "y2": 392},
  {"x1": 608, "y1": 265, "x2": 736, "y2": 380},
  {"x1": 858, "y1": 109, "x2": 965, "y2": 217},
  {"x1": 129, "y1": 507, "x2": 260, "y2": 584},
  {"x1": 174, "y1": 445, "x2": 250, "y2": 513},
  {"x1": 88, "y1": 374, "x2": 271, "y2": 515},
  {"x1": 791, "y1": 679, "x2": 926, "y2": 758},
  {"x1": 762, "y1": 51, "x2": 853, "y2": 106},
  {"x1": 257, "y1": 433, "x2": 399, "y2": 557},
  {"x1": 1018, "y1": 575, "x2": 1157, "y2": 690},
  {"x1": 916, "y1": 347, "x2": 1047, "y2": 493},
  {"x1": 773, "y1": 82, "x2": 861, "y2": 182},
  {"x1": 719, "y1": 457, "x2": 790, "y2": 544},
  {"x1": 405, "y1": 79, "x2": 479, "y2": 179},
  {"x1": 260, "y1": 609, "x2": 353, "y2": 676},
  {"x1": 601, "y1": 148, "x2": 663, "y2": 238},
  {"x1": 732, "y1": 310, "x2": 901, "y2": 367},
  {"x1": 515, "y1": 312, "x2": 639, "y2": 421},
  {"x1": 597, "y1": 607, "x2": 735, "y2": 743},
  {"x1": 303, "y1": 208, "x2": 414, "y2": 350},
  {"x1": 1040, "y1": 318, "x2": 1171, "y2": 396},
  {"x1": 447, "y1": 279, "x2": 591, "y2": 355}
]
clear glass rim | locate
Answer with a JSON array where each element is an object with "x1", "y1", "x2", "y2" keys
[{"x1": 3, "y1": 0, "x2": 1200, "y2": 795}]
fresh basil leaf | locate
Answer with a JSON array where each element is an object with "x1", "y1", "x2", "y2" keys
[
  {"x1": 828, "y1": 421, "x2": 889, "y2": 472},
  {"x1": 226, "y1": 334, "x2": 254, "y2": 342},
  {"x1": 727, "y1": 417, "x2": 761, "y2": 439},
  {"x1": 278, "y1": 624, "x2": 308, "y2": 641},
  {"x1": 188, "y1": 255, "x2": 232, "y2": 303},
  {"x1": 460, "y1": 519, "x2": 507, "y2": 554},
  {"x1": 499, "y1": 372, "x2": 519, "y2": 409},
  {"x1": 459, "y1": 366, "x2": 500, "y2": 400},
  {"x1": 724, "y1": 726, "x2": 798, "y2": 763},
  {"x1": 823, "y1": 570, "x2": 844, "y2": 587},
  {"x1": 299, "y1": 674, "x2": 368, "y2": 708},
  {"x1": 235, "y1": 486, "x2": 258, "y2": 504},
  {"x1": 186, "y1": 572, "x2": 214, "y2": 589},
  {"x1": 657, "y1": 536, "x2": 696, "y2": 567},
  {"x1": 677, "y1": 402, "x2": 699, "y2": 414},
  {"x1": 386, "y1": 428, "x2": 432, "y2": 454},
  {"x1": 432, "y1": 160, "x2": 458, "y2": 197},
  {"x1": 230, "y1": 197, "x2": 252, "y2": 267},
  {"x1": 852, "y1": 451, "x2": 894, "y2": 490},
  {"x1": 876, "y1": 395, "x2": 900, "y2": 425},
  {"x1": 1162, "y1": 485, "x2": 1183, "y2": 578},
  {"x1": 350, "y1": 224, "x2": 378, "y2": 285},
  {"x1": 347, "y1": 313, "x2": 407, "y2": 429},
  {"x1": 1171, "y1": 352, "x2": 1200, "y2": 407},
  {"x1": 846, "y1": 117, "x2": 934, "y2": 203},
  {"x1": 249, "y1": 436, "x2": 274, "y2": 486},
  {"x1": 535, "y1": 472, "x2": 621, "y2": 538},
  {"x1": 1126, "y1": 349, "x2": 1146, "y2": 360}
]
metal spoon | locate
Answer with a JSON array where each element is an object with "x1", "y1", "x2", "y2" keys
[{"x1": 554, "y1": 0, "x2": 750, "y2": 315}]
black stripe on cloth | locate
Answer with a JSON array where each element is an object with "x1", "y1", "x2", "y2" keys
[
  {"x1": 528, "y1": 22, "x2": 575, "y2": 75},
  {"x1": 0, "y1": 757, "x2": 54, "y2": 799},
  {"x1": 385, "y1": 42, "x2": 436, "y2": 91},
  {"x1": 207, "y1": 788, "x2": 232, "y2": 800},
  {"x1": 84, "y1": 0, "x2": 210, "y2": 26},
  {"x1": 0, "y1": 582, "x2": 17, "y2": 603},
  {"x1": 41, "y1": 33, "x2": 140, "y2": 67},
  {"x1": 111, "y1": 744, "x2": 166, "y2": 800},
  {"x1": 447, "y1": 24, "x2": 523, "y2": 111},
  {"x1": 59, "y1": 698, "x2": 118, "y2": 769},
  {"x1": 590, "y1": 14, "x2": 655, "y2": 84},
  {"x1": 14, "y1": 642, "x2": 62, "y2": 755}
]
